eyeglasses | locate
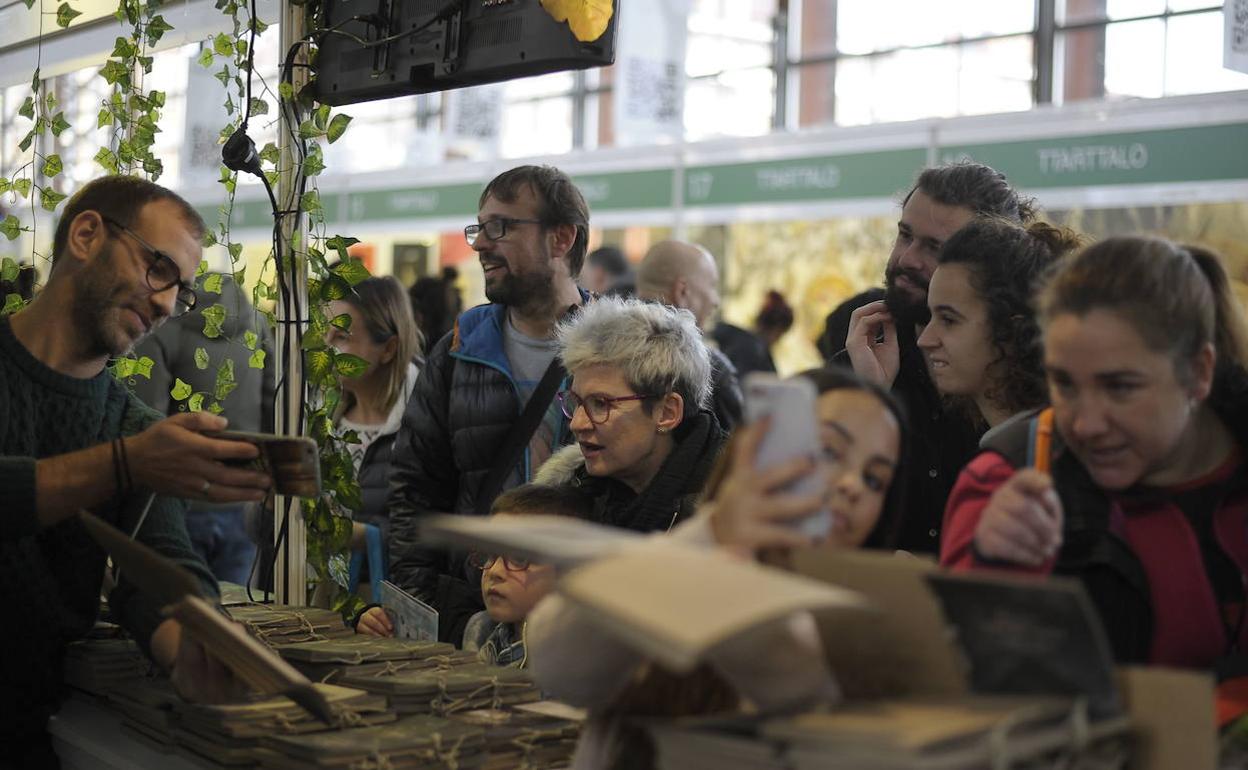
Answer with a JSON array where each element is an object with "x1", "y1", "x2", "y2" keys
[
  {"x1": 101, "y1": 216, "x2": 197, "y2": 318},
  {"x1": 557, "y1": 390, "x2": 660, "y2": 426},
  {"x1": 463, "y1": 217, "x2": 543, "y2": 247},
  {"x1": 467, "y1": 552, "x2": 531, "y2": 572}
]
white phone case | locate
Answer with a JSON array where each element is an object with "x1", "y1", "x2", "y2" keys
[{"x1": 742, "y1": 373, "x2": 831, "y2": 539}]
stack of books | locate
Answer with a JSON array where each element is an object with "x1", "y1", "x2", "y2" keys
[
  {"x1": 62, "y1": 638, "x2": 149, "y2": 697},
  {"x1": 255, "y1": 715, "x2": 488, "y2": 769},
  {"x1": 450, "y1": 707, "x2": 581, "y2": 770},
  {"x1": 227, "y1": 604, "x2": 355, "y2": 648},
  {"x1": 339, "y1": 664, "x2": 541, "y2": 716},
  {"x1": 170, "y1": 683, "x2": 395, "y2": 766},
  {"x1": 276, "y1": 636, "x2": 462, "y2": 683},
  {"x1": 109, "y1": 677, "x2": 179, "y2": 749}
]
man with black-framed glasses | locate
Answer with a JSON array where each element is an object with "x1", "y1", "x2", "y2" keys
[
  {"x1": 0, "y1": 175, "x2": 271, "y2": 765},
  {"x1": 388, "y1": 165, "x2": 591, "y2": 647}
]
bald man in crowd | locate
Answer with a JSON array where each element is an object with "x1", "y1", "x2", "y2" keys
[{"x1": 637, "y1": 240, "x2": 743, "y2": 431}]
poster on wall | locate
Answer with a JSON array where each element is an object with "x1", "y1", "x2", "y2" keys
[
  {"x1": 443, "y1": 84, "x2": 504, "y2": 160},
  {"x1": 1227, "y1": 0, "x2": 1248, "y2": 75},
  {"x1": 612, "y1": 0, "x2": 691, "y2": 146}
]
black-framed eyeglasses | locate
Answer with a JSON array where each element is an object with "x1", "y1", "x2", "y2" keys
[
  {"x1": 463, "y1": 217, "x2": 544, "y2": 247},
  {"x1": 101, "y1": 215, "x2": 197, "y2": 318},
  {"x1": 557, "y1": 390, "x2": 660, "y2": 426},
  {"x1": 467, "y1": 551, "x2": 531, "y2": 572}
]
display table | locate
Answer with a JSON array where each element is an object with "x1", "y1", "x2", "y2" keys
[{"x1": 48, "y1": 694, "x2": 200, "y2": 770}]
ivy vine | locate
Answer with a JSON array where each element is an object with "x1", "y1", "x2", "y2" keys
[{"x1": 8, "y1": 0, "x2": 368, "y2": 617}]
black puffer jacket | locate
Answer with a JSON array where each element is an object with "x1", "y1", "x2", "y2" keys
[{"x1": 387, "y1": 299, "x2": 581, "y2": 645}]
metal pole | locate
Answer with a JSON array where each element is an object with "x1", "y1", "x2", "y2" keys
[{"x1": 274, "y1": 0, "x2": 308, "y2": 606}]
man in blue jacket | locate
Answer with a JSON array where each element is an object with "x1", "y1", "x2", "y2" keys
[{"x1": 387, "y1": 165, "x2": 590, "y2": 645}]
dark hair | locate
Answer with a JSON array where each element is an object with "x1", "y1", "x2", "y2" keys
[
  {"x1": 797, "y1": 367, "x2": 909, "y2": 551},
  {"x1": 905, "y1": 161, "x2": 1036, "y2": 224},
  {"x1": 755, "y1": 290, "x2": 794, "y2": 336},
  {"x1": 1040, "y1": 236, "x2": 1248, "y2": 385},
  {"x1": 586, "y1": 245, "x2": 630, "y2": 277},
  {"x1": 52, "y1": 175, "x2": 205, "y2": 266},
  {"x1": 491, "y1": 482, "x2": 594, "y2": 519},
  {"x1": 938, "y1": 217, "x2": 1083, "y2": 416},
  {"x1": 409, "y1": 275, "x2": 453, "y2": 346},
  {"x1": 479, "y1": 165, "x2": 590, "y2": 278}
]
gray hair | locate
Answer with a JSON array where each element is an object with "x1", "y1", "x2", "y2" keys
[{"x1": 558, "y1": 296, "x2": 712, "y2": 418}]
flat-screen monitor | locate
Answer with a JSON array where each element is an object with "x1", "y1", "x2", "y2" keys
[{"x1": 314, "y1": 0, "x2": 619, "y2": 106}]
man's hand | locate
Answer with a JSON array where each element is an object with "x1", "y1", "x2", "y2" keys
[
  {"x1": 355, "y1": 607, "x2": 394, "y2": 637},
  {"x1": 844, "y1": 300, "x2": 900, "y2": 388},
  {"x1": 707, "y1": 419, "x2": 825, "y2": 555},
  {"x1": 153, "y1": 619, "x2": 247, "y2": 704},
  {"x1": 973, "y1": 469, "x2": 1064, "y2": 566},
  {"x1": 127, "y1": 413, "x2": 271, "y2": 503}
]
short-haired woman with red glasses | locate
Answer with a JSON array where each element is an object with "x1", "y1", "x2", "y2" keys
[{"x1": 534, "y1": 295, "x2": 726, "y2": 532}]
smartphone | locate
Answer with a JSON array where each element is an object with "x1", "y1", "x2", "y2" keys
[
  {"x1": 212, "y1": 431, "x2": 322, "y2": 497},
  {"x1": 743, "y1": 373, "x2": 831, "y2": 540}
]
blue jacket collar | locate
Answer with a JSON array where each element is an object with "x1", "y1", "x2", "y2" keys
[{"x1": 451, "y1": 288, "x2": 592, "y2": 373}]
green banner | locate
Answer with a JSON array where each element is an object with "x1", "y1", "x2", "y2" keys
[
  {"x1": 684, "y1": 148, "x2": 927, "y2": 206},
  {"x1": 343, "y1": 182, "x2": 481, "y2": 223},
  {"x1": 572, "y1": 169, "x2": 673, "y2": 210},
  {"x1": 938, "y1": 123, "x2": 1248, "y2": 189}
]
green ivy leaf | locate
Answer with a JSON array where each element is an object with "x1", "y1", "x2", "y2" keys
[
  {"x1": 196, "y1": 259, "x2": 210, "y2": 277},
  {"x1": 39, "y1": 188, "x2": 66, "y2": 212},
  {"x1": 213, "y1": 33, "x2": 233, "y2": 56},
  {"x1": 278, "y1": 82, "x2": 294, "y2": 101},
  {"x1": 326, "y1": 114, "x2": 352, "y2": 144},
  {"x1": 247, "y1": 97, "x2": 268, "y2": 117},
  {"x1": 149, "y1": 90, "x2": 166, "y2": 109},
  {"x1": 97, "y1": 108, "x2": 113, "y2": 128},
  {"x1": 1, "y1": 258, "x2": 18, "y2": 281},
  {"x1": 55, "y1": 3, "x2": 82, "y2": 28},
  {"x1": 43, "y1": 92, "x2": 57, "y2": 113},
  {"x1": 145, "y1": 14, "x2": 172, "y2": 45},
  {"x1": 137, "y1": 55, "x2": 153, "y2": 74},
  {"x1": 314, "y1": 104, "x2": 331, "y2": 130},
  {"x1": 0, "y1": 179, "x2": 9, "y2": 195},
  {"x1": 188, "y1": 392, "x2": 205, "y2": 412},
  {"x1": 334, "y1": 354, "x2": 369, "y2": 379},
  {"x1": 110, "y1": 37, "x2": 134, "y2": 59},
  {"x1": 302, "y1": 147, "x2": 325, "y2": 177},
  {"x1": 197, "y1": 47, "x2": 214, "y2": 68},
  {"x1": 326, "y1": 236, "x2": 361, "y2": 263},
  {"x1": 18, "y1": 130, "x2": 34, "y2": 153},
  {"x1": 214, "y1": 358, "x2": 237, "y2": 400},
  {"x1": 30, "y1": 68, "x2": 40, "y2": 92},
  {"x1": 17, "y1": 97, "x2": 34, "y2": 120},
  {"x1": 100, "y1": 59, "x2": 131, "y2": 86},
  {"x1": 133, "y1": 356, "x2": 154, "y2": 378},
  {"x1": 2, "y1": 293, "x2": 24, "y2": 315},
  {"x1": 227, "y1": 242, "x2": 243, "y2": 261},
  {"x1": 194, "y1": 347, "x2": 209, "y2": 370},
  {"x1": 202, "y1": 303, "x2": 226, "y2": 338},
  {"x1": 331, "y1": 258, "x2": 369, "y2": 286},
  {"x1": 13, "y1": 179, "x2": 32, "y2": 198},
  {"x1": 1, "y1": 216, "x2": 21, "y2": 241},
  {"x1": 259, "y1": 142, "x2": 280, "y2": 165},
  {"x1": 214, "y1": 67, "x2": 231, "y2": 88},
  {"x1": 94, "y1": 147, "x2": 119, "y2": 174},
  {"x1": 207, "y1": 401, "x2": 225, "y2": 415},
  {"x1": 248, "y1": 348, "x2": 266, "y2": 369},
  {"x1": 40, "y1": 154, "x2": 62, "y2": 177},
  {"x1": 244, "y1": 330, "x2": 258, "y2": 350},
  {"x1": 171, "y1": 377, "x2": 193, "y2": 401},
  {"x1": 306, "y1": 348, "x2": 334, "y2": 383},
  {"x1": 49, "y1": 113, "x2": 70, "y2": 137},
  {"x1": 330, "y1": 313, "x2": 352, "y2": 331},
  {"x1": 224, "y1": 94, "x2": 235, "y2": 115},
  {"x1": 251, "y1": 17, "x2": 268, "y2": 34},
  {"x1": 300, "y1": 190, "x2": 322, "y2": 215},
  {"x1": 297, "y1": 119, "x2": 322, "y2": 139},
  {"x1": 203, "y1": 273, "x2": 224, "y2": 294},
  {"x1": 321, "y1": 275, "x2": 350, "y2": 301}
]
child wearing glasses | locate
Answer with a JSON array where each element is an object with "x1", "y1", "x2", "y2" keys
[{"x1": 462, "y1": 484, "x2": 594, "y2": 668}]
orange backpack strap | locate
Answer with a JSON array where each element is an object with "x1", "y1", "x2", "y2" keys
[{"x1": 1026, "y1": 408, "x2": 1055, "y2": 474}]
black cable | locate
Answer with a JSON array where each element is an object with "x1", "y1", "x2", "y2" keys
[{"x1": 241, "y1": 0, "x2": 259, "y2": 128}]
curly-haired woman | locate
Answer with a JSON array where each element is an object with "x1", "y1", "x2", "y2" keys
[{"x1": 916, "y1": 217, "x2": 1081, "y2": 436}]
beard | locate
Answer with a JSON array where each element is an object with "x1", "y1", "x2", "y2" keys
[
  {"x1": 72, "y1": 245, "x2": 137, "y2": 358},
  {"x1": 483, "y1": 251, "x2": 557, "y2": 314},
  {"x1": 883, "y1": 264, "x2": 931, "y2": 329}
]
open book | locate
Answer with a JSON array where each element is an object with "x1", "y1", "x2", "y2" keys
[{"x1": 78, "y1": 511, "x2": 334, "y2": 722}]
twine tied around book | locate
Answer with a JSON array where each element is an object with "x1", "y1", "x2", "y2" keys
[
  {"x1": 431, "y1": 729, "x2": 470, "y2": 770},
  {"x1": 437, "y1": 675, "x2": 532, "y2": 715}
]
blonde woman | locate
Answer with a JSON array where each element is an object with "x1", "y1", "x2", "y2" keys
[{"x1": 324, "y1": 276, "x2": 422, "y2": 544}]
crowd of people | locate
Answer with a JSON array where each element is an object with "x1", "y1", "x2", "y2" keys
[{"x1": 3, "y1": 159, "x2": 1246, "y2": 769}]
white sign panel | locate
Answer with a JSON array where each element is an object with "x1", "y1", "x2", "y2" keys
[
  {"x1": 613, "y1": 0, "x2": 690, "y2": 147},
  {"x1": 1227, "y1": 0, "x2": 1248, "y2": 75}
]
